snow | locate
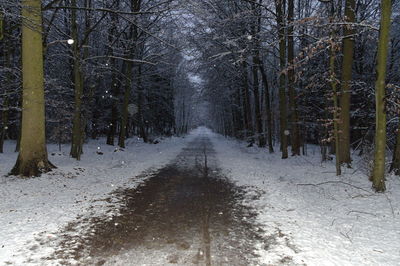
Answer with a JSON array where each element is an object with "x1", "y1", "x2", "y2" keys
[
  {"x1": 1, "y1": 128, "x2": 400, "y2": 265},
  {"x1": 207, "y1": 128, "x2": 400, "y2": 266},
  {"x1": 0, "y1": 136, "x2": 189, "y2": 265}
]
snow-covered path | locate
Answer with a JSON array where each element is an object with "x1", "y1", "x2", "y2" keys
[{"x1": 1, "y1": 127, "x2": 400, "y2": 265}]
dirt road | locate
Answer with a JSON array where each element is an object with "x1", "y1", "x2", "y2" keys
[{"x1": 48, "y1": 136, "x2": 263, "y2": 265}]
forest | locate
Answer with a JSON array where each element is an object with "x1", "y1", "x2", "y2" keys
[
  {"x1": 0, "y1": 0, "x2": 400, "y2": 265},
  {"x1": 1, "y1": 0, "x2": 399, "y2": 188}
]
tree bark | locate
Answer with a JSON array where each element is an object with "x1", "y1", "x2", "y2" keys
[
  {"x1": 107, "y1": 62, "x2": 119, "y2": 145},
  {"x1": 287, "y1": 0, "x2": 300, "y2": 156},
  {"x1": 118, "y1": 60, "x2": 132, "y2": 148},
  {"x1": 251, "y1": 2, "x2": 265, "y2": 147},
  {"x1": 137, "y1": 63, "x2": 148, "y2": 143},
  {"x1": 235, "y1": 87, "x2": 244, "y2": 139},
  {"x1": 390, "y1": 120, "x2": 400, "y2": 175},
  {"x1": 11, "y1": 0, "x2": 55, "y2": 176},
  {"x1": 276, "y1": 0, "x2": 288, "y2": 159},
  {"x1": 371, "y1": 0, "x2": 392, "y2": 192},
  {"x1": 339, "y1": 0, "x2": 356, "y2": 165},
  {"x1": 70, "y1": 0, "x2": 84, "y2": 160},
  {"x1": 106, "y1": 0, "x2": 119, "y2": 146},
  {"x1": 0, "y1": 12, "x2": 3, "y2": 41},
  {"x1": 242, "y1": 61, "x2": 253, "y2": 141},
  {"x1": 0, "y1": 19, "x2": 10, "y2": 153},
  {"x1": 259, "y1": 63, "x2": 274, "y2": 153},
  {"x1": 329, "y1": 7, "x2": 341, "y2": 175},
  {"x1": 0, "y1": 96, "x2": 9, "y2": 153},
  {"x1": 119, "y1": 0, "x2": 141, "y2": 148},
  {"x1": 252, "y1": 58, "x2": 265, "y2": 147}
]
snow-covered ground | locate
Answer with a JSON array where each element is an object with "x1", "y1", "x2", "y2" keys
[
  {"x1": 1, "y1": 128, "x2": 399, "y2": 265},
  {"x1": 207, "y1": 128, "x2": 400, "y2": 266},
  {"x1": 0, "y1": 136, "x2": 190, "y2": 265}
]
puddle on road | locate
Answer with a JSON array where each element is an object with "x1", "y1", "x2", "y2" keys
[{"x1": 40, "y1": 137, "x2": 266, "y2": 265}]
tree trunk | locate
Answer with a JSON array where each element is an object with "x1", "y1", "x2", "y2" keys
[
  {"x1": 251, "y1": 2, "x2": 265, "y2": 148},
  {"x1": 235, "y1": 87, "x2": 244, "y2": 139},
  {"x1": 242, "y1": 61, "x2": 253, "y2": 141},
  {"x1": 276, "y1": 0, "x2": 288, "y2": 159},
  {"x1": 339, "y1": 0, "x2": 356, "y2": 165},
  {"x1": 70, "y1": 0, "x2": 84, "y2": 160},
  {"x1": 0, "y1": 21, "x2": 11, "y2": 153},
  {"x1": 390, "y1": 120, "x2": 400, "y2": 175},
  {"x1": 15, "y1": 94, "x2": 22, "y2": 152},
  {"x1": 0, "y1": 12, "x2": 3, "y2": 41},
  {"x1": 329, "y1": 12, "x2": 341, "y2": 175},
  {"x1": 118, "y1": 0, "x2": 141, "y2": 148},
  {"x1": 371, "y1": 0, "x2": 392, "y2": 192},
  {"x1": 0, "y1": 97, "x2": 8, "y2": 153},
  {"x1": 107, "y1": 64, "x2": 119, "y2": 145},
  {"x1": 106, "y1": 1, "x2": 119, "y2": 146},
  {"x1": 259, "y1": 63, "x2": 274, "y2": 153},
  {"x1": 252, "y1": 58, "x2": 265, "y2": 147},
  {"x1": 119, "y1": 61, "x2": 133, "y2": 148},
  {"x1": 77, "y1": 0, "x2": 93, "y2": 153},
  {"x1": 287, "y1": 0, "x2": 300, "y2": 156},
  {"x1": 11, "y1": 0, "x2": 55, "y2": 176},
  {"x1": 137, "y1": 64, "x2": 148, "y2": 143}
]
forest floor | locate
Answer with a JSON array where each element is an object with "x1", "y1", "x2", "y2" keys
[{"x1": 1, "y1": 127, "x2": 400, "y2": 265}]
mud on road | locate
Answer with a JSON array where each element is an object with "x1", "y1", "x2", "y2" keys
[{"x1": 46, "y1": 136, "x2": 265, "y2": 265}]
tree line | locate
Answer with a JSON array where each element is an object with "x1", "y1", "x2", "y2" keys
[
  {"x1": 0, "y1": 0, "x2": 195, "y2": 176},
  {"x1": 1, "y1": 0, "x2": 399, "y2": 193},
  {"x1": 183, "y1": 0, "x2": 399, "y2": 192}
]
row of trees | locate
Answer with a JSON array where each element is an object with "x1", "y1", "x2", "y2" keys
[
  {"x1": 1, "y1": 0, "x2": 399, "y2": 193},
  {"x1": 0, "y1": 0, "x2": 195, "y2": 175},
  {"x1": 183, "y1": 0, "x2": 399, "y2": 192}
]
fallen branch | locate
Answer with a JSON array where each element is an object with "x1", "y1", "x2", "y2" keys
[{"x1": 297, "y1": 181, "x2": 373, "y2": 195}]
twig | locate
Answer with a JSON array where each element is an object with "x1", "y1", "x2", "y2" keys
[
  {"x1": 340, "y1": 225, "x2": 354, "y2": 243},
  {"x1": 340, "y1": 231, "x2": 353, "y2": 243},
  {"x1": 331, "y1": 218, "x2": 338, "y2": 226},
  {"x1": 297, "y1": 181, "x2": 373, "y2": 195},
  {"x1": 347, "y1": 210, "x2": 377, "y2": 217},
  {"x1": 383, "y1": 193, "x2": 395, "y2": 218}
]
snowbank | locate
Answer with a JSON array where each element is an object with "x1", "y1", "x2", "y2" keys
[
  {"x1": 0, "y1": 136, "x2": 189, "y2": 265},
  {"x1": 209, "y1": 130, "x2": 400, "y2": 266}
]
